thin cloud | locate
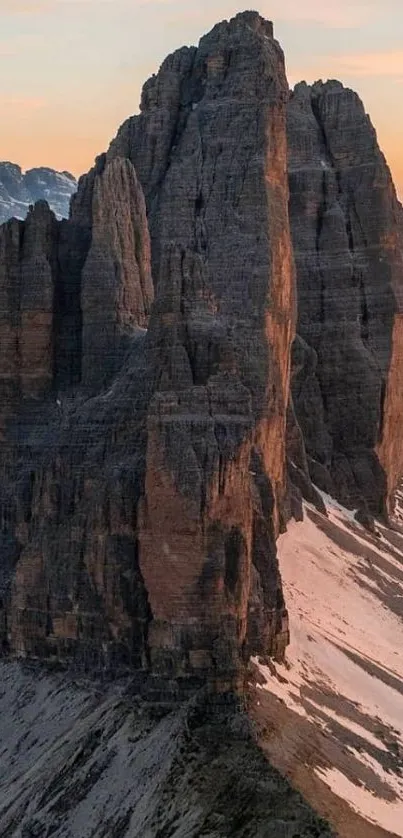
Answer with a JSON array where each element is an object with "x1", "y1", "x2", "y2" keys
[
  {"x1": 0, "y1": 0, "x2": 54, "y2": 12},
  {"x1": 288, "y1": 50, "x2": 403, "y2": 86},
  {"x1": 125, "y1": 0, "x2": 398, "y2": 30},
  {"x1": 0, "y1": 95, "x2": 47, "y2": 110},
  {"x1": 334, "y1": 51, "x2": 403, "y2": 80},
  {"x1": 6, "y1": 0, "x2": 389, "y2": 30},
  {"x1": 268, "y1": 0, "x2": 381, "y2": 28}
]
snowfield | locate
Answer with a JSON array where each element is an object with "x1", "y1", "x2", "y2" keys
[{"x1": 253, "y1": 492, "x2": 403, "y2": 837}]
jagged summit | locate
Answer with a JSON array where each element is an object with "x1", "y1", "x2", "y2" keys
[
  {"x1": 205, "y1": 9, "x2": 274, "y2": 37},
  {"x1": 0, "y1": 6, "x2": 402, "y2": 696},
  {"x1": 0, "y1": 10, "x2": 403, "y2": 838},
  {"x1": 0, "y1": 6, "x2": 401, "y2": 697},
  {"x1": 0, "y1": 10, "x2": 293, "y2": 692}
]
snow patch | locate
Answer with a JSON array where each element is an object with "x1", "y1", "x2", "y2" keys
[{"x1": 256, "y1": 495, "x2": 403, "y2": 835}]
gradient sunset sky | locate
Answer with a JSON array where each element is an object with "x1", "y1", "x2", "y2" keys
[{"x1": 1, "y1": 0, "x2": 402, "y2": 195}]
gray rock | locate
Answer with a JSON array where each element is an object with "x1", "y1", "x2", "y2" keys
[
  {"x1": 0, "y1": 12, "x2": 294, "y2": 690},
  {"x1": 288, "y1": 80, "x2": 403, "y2": 516}
]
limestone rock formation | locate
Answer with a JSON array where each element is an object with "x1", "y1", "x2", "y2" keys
[
  {"x1": 288, "y1": 80, "x2": 403, "y2": 516},
  {"x1": 0, "y1": 162, "x2": 76, "y2": 223},
  {"x1": 0, "y1": 12, "x2": 293, "y2": 694},
  {"x1": 1, "y1": 14, "x2": 403, "y2": 702},
  {"x1": 79, "y1": 156, "x2": 153, "y2": 389},
  {"x1": 109, "y1": 11, "x2": 294, "y2": 685},
  {"x1": 0, "y1": 156, "x2": 154, "y2": 681},
  {"x1": 0, "y1": 201, "x2": 58, "y2": 435}
]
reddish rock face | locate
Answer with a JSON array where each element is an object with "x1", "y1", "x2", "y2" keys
[
  {"x1": 0, "y1": 12, "x2": 293, "y2": 693},
  {"x1": 125, "y1": 12, "x2": 294, "y2": 684},
  {"x1": 1, "y1": 16, "x2": 403, "y2": 698},
  {"x1": 288, "y1": 81, "x2": 403, "y2": 517},
  {"x1": 0, "y1": 158, "x2": 154, "y2": 675},
  {"x1": 80, "y1": 157, "x2": 153, "y2": 390}
]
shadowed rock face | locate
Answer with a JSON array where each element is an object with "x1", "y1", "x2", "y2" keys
[
  {"x1": 0, "y1": 12, "x2": 293, "y2": 694},
  {"x1": 288, "y1": 81, "x2": 403, "y2": 516},
  {"x1": 0, "y1": 157, "x2": 154, "y2": 681},
  {"x1": 0, "y1": 202, "x2": 59, "y2": 437},
  {"x1": 79, "y1": 156, "x2": 153, "y2": 390},
  {"x1": 108, "y1": 10, "x2": 294, "y2": 685},
  {"x1": 0, "y1": 663, "x2": 334, "y2": 838},
  {"x1": 1, "y1": 17, "x2": 403, "y2": 699}
]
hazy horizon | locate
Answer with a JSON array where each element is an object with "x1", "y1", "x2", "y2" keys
[{"x1": 1, "y1": 1, "x2": 402, "y2": 195}]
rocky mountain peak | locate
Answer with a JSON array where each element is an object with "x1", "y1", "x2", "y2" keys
[
  {"x1": 0, "y1": 12, "x2": 402, "y2": 704},
  {"x1": 200, "y1": 9, "x2": 274, "y2": 41}
]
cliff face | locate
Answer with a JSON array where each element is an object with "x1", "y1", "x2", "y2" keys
[
  {"x1": 288, "y1": 81, "x2": 403, "y2": 516},
  {"x1": 0, "y1": 12, "x2": 293, "y2": 694},
  {"x1": 0, "y1": 202, "x2": 62, "y2": 443},
  {"x1": 1, "y1": 17, "x2": 403, "y2": 699},
  {"x1": 79, "y1": 156, "x2": 153, "y2": 390},
  {"x1": 0, "y1": 157, "x2": 154, "y2": 679},
  {"x1": 108, "y1": 11, "x2": 294, "y2": 685}
]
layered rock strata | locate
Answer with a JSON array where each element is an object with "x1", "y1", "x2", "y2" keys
[
  {"x1": 0, "y1": 202, "x2": 58, "y2": 435},
  {"x1": 109, "y1": 11, "x2": 294, "y2": 685},
  {"x1": 0, "y1": 156, "x2": 154, "y2": 678},
  {"x1": 288, "y1": 81, "x2": 403, "y2": 516},
  {"x1": 0, "y1": 13, "x2": 293, "y2": 693},
  {"x1": 2, "y1": 17, "x2": 403, "y2": 696}
]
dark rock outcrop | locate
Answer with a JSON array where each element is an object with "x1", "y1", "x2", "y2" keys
[
  {"x1": 0, "y1": 156, "x2": 154, "y2": 681},
  {"x1": 0, "y1": 162, "x2": 76, "y2": 223},
  {"x1": 0, "y1": 12, "x2": 293, "y2": 695},
  {"x1": 111, "y1": 11, "x2": 294, "y2": 687},
  {"x1": 0, "y1": 201, "x2": 59, "y2": 435},
  {"x1": 288, "y1": 80, "x2": 403, "y2": 516},
  {"x1": 1, "y1": 15, "x2": 403, "y2": 702}
]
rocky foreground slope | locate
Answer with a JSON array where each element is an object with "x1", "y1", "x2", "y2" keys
[
  {"x1": 0, "y1": 665, "x2": 334, "y2": 838},
  {"x1": 0, "y1": 9, "x2": 403, "y2": 837},
  {"x1": 0, "y1": 162, "x2": 76, "y2": 223}
]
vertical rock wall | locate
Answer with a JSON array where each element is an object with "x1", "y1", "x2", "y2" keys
[
  {"x1": 288, "y1": 81, "x2": 403, "y2": 515},
  {"x1": 110, "y1": 12, "x2": 295, "y2": 684},
  {"x1": 0, "y1": 203, "x2": 58, "y2": 434},
  {"x1": 0, "y1": 13, "x2": 295, "y2": 692},
  {"x1": 1, "y1": 16, "x2": 403, "y2": 694}
]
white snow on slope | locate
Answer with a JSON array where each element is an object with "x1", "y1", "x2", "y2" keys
[{"x1": 255, "y1": 495, "x2": 403, "y2": 836}]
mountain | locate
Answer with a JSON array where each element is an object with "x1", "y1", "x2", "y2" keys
[
  {"x1": 0, "y1": 11, "x2": 293, "y2": 692},
  {"x1": 0, "y1": 10, "x2": 403, "y2": 838},
  {"x1": 0, "y1": 162, "x2": 76, "y2": 223}
]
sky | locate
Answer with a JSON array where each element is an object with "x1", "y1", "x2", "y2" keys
[{"x1": 1, "y1": 0, "x2": 402, "y2": 196}]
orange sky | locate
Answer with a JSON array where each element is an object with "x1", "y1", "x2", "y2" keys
[{"x1": 1, "y1": 0, "x2": 402, "y2": 196}]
